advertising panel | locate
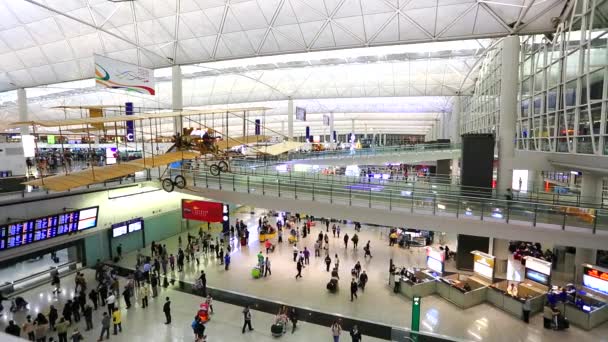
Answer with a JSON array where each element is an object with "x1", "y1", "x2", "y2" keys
[
  {"x1": 182, "y1": 199, "x2": 224, "y2": 222},
  {"x1": 472, "y1": 252, "x2": 495, "y2": 279},
  {"x1": 426, "y1": 247, "x2": 444, "y2": 274},
  {"x1": 95, "y1": 54, "x2": 155, "y2": 95},
  {"x1": 583, "y1": 265, "x2": 608, "y2": 295},
  {"x1": 525, "y1": 257, "x2": 552, "y2": 276},
  {"x1": 295, "y1": 107, "x2": 306, "y2": 121}
]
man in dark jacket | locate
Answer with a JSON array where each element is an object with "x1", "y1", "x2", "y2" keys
[
  {"x1": 359, "y1": 271, "x2": 369, "y2": 292},
  {"x1": 163, "y1": 297, "x2": 171, "y2": 324},
  {"x1": 4, "y1": 320, "x2": 20, "y2": 337},
  {"x1": 325, "y1": 255, "x2": 332, "y2": 272},
  {"x1": 288, "y1": 307, "x2": 298, "y2": 334},
  {"x1": 350, "y1": 324, "x2": 362, "y2": 342},
  {"x1": 350, "y1": 278, "x2": 358, "y2": 301},
  {"x1": 84, "y1": 304, "x2": 93, "y2": 331}
]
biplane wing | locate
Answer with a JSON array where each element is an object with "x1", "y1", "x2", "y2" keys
[
  {"x1": 215, "y1": 135, "x2": 271, "y2": 150},
  {"x1": 24, "y1": 151, "x2": 198, "y2": 192},
  {"x1": 255, "y1": 141, "x2": 305, "y2": 156}
]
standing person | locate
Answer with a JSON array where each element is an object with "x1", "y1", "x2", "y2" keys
[
  {"x1": 150, "y1": 273, "x2": 158, "y2": 297},
  {"x1": 359, "y1": 271, "x2": 368, "y2": 292},
  {"x1": 352, "y1": 234, "x2": 359, "y2": 249},
  {"x1": 334, "y1": 254, "x2": 340, "y2": 270},
  {"x1": 177, "y1": 249, "x2": 185, "y2": 272},
  {"x1": 241, "y1": 305, "x2": 253, "y2": 333},
  {"x1": 206, "y1": 295, "x2": 214, "y2": 315},
  {"x1": 84, "y1": 304, "x2": 93, "y2": 331},
  {"x1": 343, "y1": 233, "x2": 349, "y2": 249},
  {"x1": 364, "y1": 241, "x2": 372, "y2": 258},
  {"x1": 48, "y1": 305, "x2": 58, "y2": 331},
  {"x1": 303, "y1": 247, "x2": 310, "y2": 265},
  {"x1": 314, "y1": 241, "x2": 320, "y2": 257},
  {"x1": 111, "y1": 308, "x2": 121, "y2": 335},
  {"x1": 288, "y1": 307, "x2": 298, "y2": 334},
  {"x1": 34, "y1": 318, "x2": 49, "y2": 342},
  {"x1": 295, "y1": 259, "x2": 303, "y2": 279},
  {"x1": 292, "y1": 245, "x2": 298, "y2": 262},
  {"x1": 89, "y1": 289, "x2": 99, "y2": 310},
  {"x1": 70, "y1": 328, "x2": 84, "y2": 342},
  {"x1": 264, "y1": 257, "x2": 272, "y2": 277},
  {"x1": 337, "y1": 226, "x2": 341, "y2": 238},
  {"x1": 350, "y1": 325, "x2": 362, "y2": 342},
  {"x1": 331, "y1": 320, "x2": 342, "y2": 342},
  {"x1": 354, "y1": 261, "x2": 362, "y2": 278},
  {"x1": 350, "y1": 278, "x2": 358, "y2": 301},
  {"x1": 51, "y1": 273, "x2": 61, "y2": 295},
  {"x1": 122, "y1": 286, "x2": 131, "y2": 309},
  {"x1": 332, "y1": 224, "x2": 336, "y2": 237},
  {"x1": 163, "y1": 297, "x2": 171, "y2": 324},
  {"x1": 140, "y1": 284, "x2": 149, "y2": 308},
  {"x1": 106, "y1": 293, "x2": 115, "y2": 315},
  {"x1": 324, "y1": 233, "x2": 329, "y2": 245},
  {"x1": 55, "y1": 318, "x2": 68, "y2": 342},
  {"x1": 98, "y1": 312, "x2": 110, "y2": 341},
  {"x1": 224, "y1": 252, "x2": 231, "y2": 270},
  {"x1": 71, "y1": 299, "x2": 80, "y2": 323},
  {"x1": 169, "y1": 254, "x2": 175, "y2": 271},
  {"x1": 23, "y1": 315, "x2": 35, "y2": 341},
  {"x1": 522, "y1": 296, "x2": 531, "y2": 323},
  {"x1": 199, "y1": 271, "x2": 207, "y2": 296},
  {"x1": 116, "y1": 244, "x2": 122, "y2": 260},
  {"x1": 325, "y1": 254, "x2": 332, "y2": 272}
]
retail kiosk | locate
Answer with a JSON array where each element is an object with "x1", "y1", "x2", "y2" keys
[
  {"x1": 488, "y1": 256, "x2": 548, "y2": 318},
  {"x1": 389, "y1": 247, "x2": 442, "y2": 298},
  {"x1": 436, "y1": 250, "x2": 491, "y2": 309},
  {"x1": 553, "y1": 264, "x2": 608, "y2": 330}
]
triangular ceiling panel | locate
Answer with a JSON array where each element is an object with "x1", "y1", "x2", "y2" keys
[
  {"x1": 441, "y1": 5, "x2": 477, "y2": 38},
  {"x1": 273, "y1": 24, "x2": 306, "y2": 50},
  {"x1": 474, "y1": 5, "x2": 509, "y2": 34},
  {"x1": 332, "y1": 16, "x2": 366, "y2": 45},
  {"x1": 398, "y1": 15, "x2": 432, "y2": 41},
  {"x1": 364, "y1": 12, "x2": 394, "y2": 41},
  {"x1": 403, "y1": 6, "x2": 437, "y2": 37},
  {"x1": 274, "y1": 0, "x2": 300, "y2": 26},
  {"x1": 193, "y1": 0, "x2": 226, "y2": 10},
  {"x1": 179, "y1": 0, "x2": 201, "y2": 13},
  {"x1": 334, "y1": 0, "x2": 363, "y2": 18},
  {"x1": 222, "y1": 7, "x2": 245, "y2": 34},
  {"x1": 230, "y1": 1, "x2": 268, "y2": 30},
  {"x1": 257, "y1": 0, "x2": 282, "y2": 23},
  {"x1": 299, "y1": 20, "x2": 325, "y2": 47},
  {"x1": 288, "y1": 0, "x2": 327, "y2": 23},
  {"x1": 520, "y1": 3, "x2": 564, "y2": 32},
  {"x1": 297, "y1": 0, "x2": 329, "y2": 16},
  {"x1": 244, "y1": 28, "x2": 269, "y2": 52},
  {"x1": 221, "y1": 31, "x2": 255, "y2": 56},
  {"x1": 310, "y1": 23, "x2": 335, "y2": 49},
  {"x1": 179, "y1": 11, "x2": 218, "y2": 39},
  {"x1": 203, "y1": 6, "x2": 226, "y2": 33},
  {"x1": 435, "y1": 3, "x2": 474, "y2": 36},
  {"x1": 361, "y1": 0, "x2": 395, "y2": 15},
  {"x1": 259, "y1": 31, "x2": 280, "y2": 54},
  {"x1": 484, "y1": 0, "x2": 524, "y2": 26},
  {"x1": 371, "y1": 15, "x2": 399, "y2": 43}
]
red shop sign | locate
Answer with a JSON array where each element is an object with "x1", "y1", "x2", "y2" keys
[{"x1": 182, "y1": 199, "x2": 224, "y2": 222}]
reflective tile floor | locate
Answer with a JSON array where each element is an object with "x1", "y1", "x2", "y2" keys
[
  {"x1": 0, "y1": 269, "x2": 385, "y2": 342},
  {"x1": 114, "y1": 208, "x2": 608, "y2": 342}
]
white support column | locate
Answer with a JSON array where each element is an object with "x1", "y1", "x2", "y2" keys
[
  {"x1": 450, "y1": 96, "x2": 461, "y2": 143},
  {"x1": 497, "y1": 36, "x2": 520, "y2": 194},
  {"x1": 287, "y1": 97, "x2": 294, "y2": 141},
  {"x1": 581, "y1": 172, "x2": 604, "y2": 204},
  {"x1": 172, "y1": 65, "x2": 183, "y2": 134},
  {"x1": 281, "y1": 121, "x2": 285, "y2": 137},
  {"x1": 329, "y1": 112, "x2": 335, "y2": 142},
  {"x1": 18, "y1": 88, "x2": 28, "y2": 136}
]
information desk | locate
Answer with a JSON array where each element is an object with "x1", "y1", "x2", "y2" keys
[
  {"x1": 436, "y1": 274, "x2": 489, "y2": 309},
  {"x1": 388, "y1": 269, "x2": 437, "y2": 299},
  {"x1": 487, "y1": 280, "x2": 546, "y2": 319},
  {"x1": 552, "y1": 291, "x2": 608, "y2": 330}
]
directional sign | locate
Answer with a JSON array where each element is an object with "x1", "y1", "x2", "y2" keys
[{"x1": 411, "y1": 295, "x2": 421, "y2": 342}]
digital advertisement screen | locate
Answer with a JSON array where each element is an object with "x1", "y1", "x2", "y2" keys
[
  {"x1": 583, "y1": 266, "x2": 608, "y2": 295},
  {"x1": 427, "y1": 257, "x2": 444, "y2": 274},
  {"x1": 106, "y1": 147, "x2": 117, "y2": 165},
  {"x1": 112, "y1": 224, "x2": 128, "y2": 238},
  {"x1": 295, "y1": 107, "x2": 306, "y2": 121},
  {"x1": 526, "y1": 269, "x2": 550, "y2": 286},
  {"x1": 473, "y1": 254, "x2": 495, "y2": 279},
  {"x1": 0, "y1": 206, "x2": 99, "y2": 251},
  {"x1": 525, "y1": 257, "x2": 551, "y2": 276},
  {"x1": 182, "y1": 199, "x2": 224, "y2": 222},
  {"x1": 128, "y1": 219, "x2": 142, "y2": 233}
]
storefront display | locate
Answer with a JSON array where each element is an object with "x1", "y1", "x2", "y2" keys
[{"x1": 472, "y1": 251, "x2": 495, "y2": 281}]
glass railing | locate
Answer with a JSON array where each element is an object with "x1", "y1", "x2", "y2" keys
[
  {"x1": 203, "y1": 165, "x2": 605, "y2": 209},
  {"x1": 172, "y1": 168, "x2": 608, "y2": 234}
]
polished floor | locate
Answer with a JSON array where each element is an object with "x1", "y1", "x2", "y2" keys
[
  {"x1": 115, "y1": 208, "x2": 608, "y2": 342},
  {"x1": 0, "y1": 269, "x2": 385, "y2": 342}
]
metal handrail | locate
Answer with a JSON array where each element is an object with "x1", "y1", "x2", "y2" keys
[{"x1": 174, "y1": 168, "x2": 608, "y2": 233}]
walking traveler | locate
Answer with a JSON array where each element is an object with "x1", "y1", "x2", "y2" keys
[
  {"x1": 163, "y1": 297, "x2": 172, "y2": 324},
  {"x1": 55, "y1": 318, "x2": 68, "y2": 342},
  {"x1": 265, "y1": 257, "x2": 272, "y2": 277},
  {"x1": 359, "y1": 271, "x2": 368, "y2": 292},
  {"x1": 331, "y1": 320, "x2": 342, "y2": 342},
  {"x1": 350, "y1": 278, "x2": 358, "y2": 301},
  {"x1": 295, "y1": 260, "x2": 303, "y2": 279},
  {"x1": 325, "y1": 255, "x2": 332, "y2": 272},
  {"x1": 242, "y1": 305, "x2": 254, "y2": 333},
  {"x1": 140, "y1": 284, "x2": 149, "y2": 308},
  {"x1": 112, "y1": 308, "x2": 122, "y2": 335},
  {"x1": 288, "y1": 307, "x2": 298, "y2": 334},
  {"x1": 343, "y1": 234, "x2": 349, "y2": 249},
  {"x1": 350, "y1": 325, "x2": 362, "y2": 342},
  {"x1": 98, "y1": 312, "x2": 110, "y2": 341},
  {"x1": 364, "y1": 241, "x2": 372, "y2": 258}
]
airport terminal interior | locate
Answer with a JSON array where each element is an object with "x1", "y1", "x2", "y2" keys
[{"x1": 2, "y1": 0, "x2": 608, "y2": 341}]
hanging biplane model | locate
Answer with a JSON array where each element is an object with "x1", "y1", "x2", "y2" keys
[{"x1": 10, "y1": 105, "x2": 305, "y2": 193}]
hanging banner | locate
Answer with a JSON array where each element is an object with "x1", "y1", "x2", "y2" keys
[
  {"x1": 181, "y1": 199, "x2": 224, "y2": 223},
  {"x1": 323, "y1": 114, "x2": 330, "y2": 126},
  {"x1": 125, "y1": 102, "x2": 135, "y2": 142},
  {"x1": 94, "y1": 54, "x2": 155, "y2": 95}
]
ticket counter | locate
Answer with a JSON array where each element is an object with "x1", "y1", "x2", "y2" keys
[
  {"x1": 389, "y1": 268, "x2": 437, "y2": 299},
  {"x1": 488, "y1": 280, "x2": 546, "y2": 319},
  {"x1": 436, "y1": 274, "x2": 489, "y2": 309}
]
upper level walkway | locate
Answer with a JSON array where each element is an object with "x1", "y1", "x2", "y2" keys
[
  {"x1": 232, "y1": 143, "x2": 462, "y2": 168},
  {"x1": 172, "y1": 168, "x2": 608, "y2": 250}
]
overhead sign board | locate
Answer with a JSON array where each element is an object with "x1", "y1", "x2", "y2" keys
[{"x1": 95, "y1": 54, "x2": 155, "y2": 95}]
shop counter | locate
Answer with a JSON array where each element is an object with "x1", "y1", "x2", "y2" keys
[
  {"x1": 552, "y1": 292, "x2": 608, "y2": 330},
  {"x1": 436, "y1": 274, "x2": 488, "y2": 309},
  {"x1": 487, "y1": 280, "x2": 546, "y2": 319},
  {"x1": 389, "y1": 270, "x2": 437, "y2": 299},
  {"x1": 259, "y1": 231, "x2": 277, "y2": 242}
]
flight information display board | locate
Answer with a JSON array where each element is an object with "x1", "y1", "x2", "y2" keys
[{"x1": 0, "y1": 206, "x2": 99, "y2": 251}]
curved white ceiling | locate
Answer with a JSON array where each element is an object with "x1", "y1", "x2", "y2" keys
[{"x1": 0, "y1": 0, "x2": 567, "y2": 91}]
